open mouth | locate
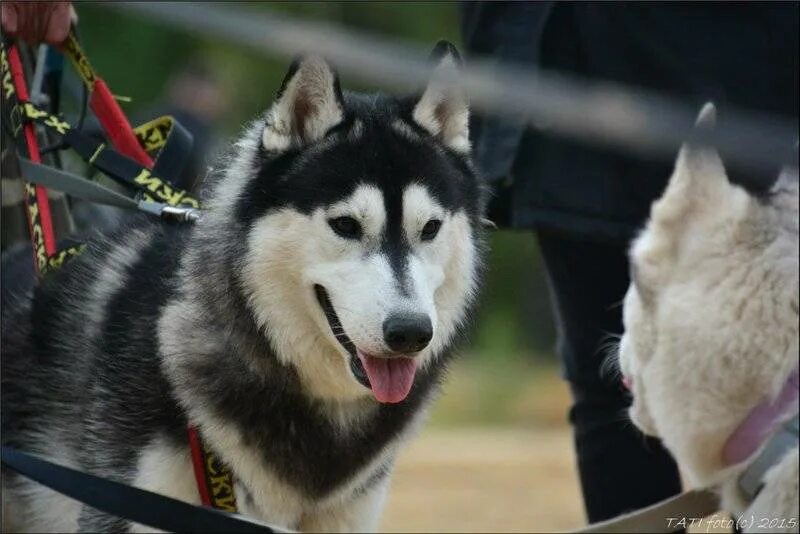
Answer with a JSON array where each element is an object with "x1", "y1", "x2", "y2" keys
[
  {"x1": 314, "y1": 284, "x2": 418, "y2": 404},
  {"x1": 314, "y1": 284, "x2": 368, "y2": 387}
]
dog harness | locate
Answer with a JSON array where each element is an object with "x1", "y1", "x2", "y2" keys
[
  {"x1": 187, "y1": 427, "x2": 239, "y2": 512},
  {"x1": 1, "y1": 36, "x2": 199, "y2": 276},
  {"x1": 2, "y1": 33, "x2": 237, "y2": 518}
]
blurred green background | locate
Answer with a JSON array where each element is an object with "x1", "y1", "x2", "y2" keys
[{"x1": 76, "y1": 2, "x2": 564, "y2": 427}]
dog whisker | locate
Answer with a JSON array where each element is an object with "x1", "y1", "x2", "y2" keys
[{"x1": 597, "y1": 332, "x2": 623, "y2": 385}]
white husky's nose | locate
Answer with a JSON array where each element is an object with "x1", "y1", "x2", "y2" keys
[{"x1": 382, "y1": 313, "x2": 433, "y2": 354}]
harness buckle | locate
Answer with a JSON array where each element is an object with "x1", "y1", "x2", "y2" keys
[
  {"x1": 137, "y1": 201, "x2": 201, "y2": 223},
  {"x1": 160, "y1": 204, "x2": 202, "y2": 223}
]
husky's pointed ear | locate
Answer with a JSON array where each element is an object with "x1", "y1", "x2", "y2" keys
[
  {"x1": 695, "y1": 101, "x2": 716, "y2": 129},
  {"x1": 650, "y1": 102, "x2": 734, "y2": 225},
  {"x1": 262, "y1": 56, "x2": 344, "y2": 152},
  {"x1": 411, "y1": 41, "x2": 470, "y2": 153},
  {"x1": 676, "y1": 102, "x2": 727, "y2": 190}
]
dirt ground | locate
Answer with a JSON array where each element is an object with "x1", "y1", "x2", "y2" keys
[
  {"x1": 380, "y1": 426, "x2": 585, "y2": 533},
  {"x1": 380, "y1": 426, "x2": 733, "y2": 534}
]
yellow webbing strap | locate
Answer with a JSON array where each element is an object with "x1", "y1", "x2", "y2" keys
[
  {"x1": 3, "y1": 41, "x2": 198, "y2": 275},
  {"x1": 62, "y1": 33, "x2": 97, "y2": 89},
  {"x1": 17, "y1": 100, "x2": 200, "y2": 209}
]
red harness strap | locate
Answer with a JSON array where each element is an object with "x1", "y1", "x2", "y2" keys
[
  {"x1": 60, "y1": 34, "x2": 153, "y2": 167},
  {"x1": 186, "y1": 427, "x2": 238, "y2": 512},
  {"x1": 6, "y1": 44, "x2": 58, "y2": 272},
  {"x1": 187, "y1": 427, "x2": 213, "y2": 507},
  {"x1": 90, "y1": 79, "x2": 153, "y2": 166}
]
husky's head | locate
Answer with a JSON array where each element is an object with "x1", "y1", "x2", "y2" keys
[
  {"x1": 203, "y1": 42, "x2": 485, "y2": 404},
  {"x1": 618, "y1": 104, "x2": 799, "y2": 487}
]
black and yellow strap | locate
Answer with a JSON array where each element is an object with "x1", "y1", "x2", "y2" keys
[
  {"x1": 2, "y1": 42, "x2": 72, "y2": 275},
  {"x1": 19, "y1": 182, "x2": 85, "y2": 275},
  {"x1": 17, "y1": 157, "x2": 201, "y2": 223},
  {"x1": 1, "y1": 44, "x2": 15, "y2": 99},
  {"x1": 17, "y1": 101, "x2": 200, "y2": 209},
  {"x1": 187, "y1": 427, "x2": 239, "y2": 513},
  {"x1": 134, "y1": 115, "x2": 195, "y2": 191},
  {"x1": 61, "y1": 33, "x2": 96, "y2": 89},
  {"x1": 45, "y1": 242, "x2": 87, "y2": 273},
  {"x1": 2, "y1": 39, "x2": 199, "y2": 277}
]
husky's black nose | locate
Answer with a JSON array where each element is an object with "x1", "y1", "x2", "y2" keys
[{"x1": 383, "y1": 313, "x2": 433, "y2": 354}]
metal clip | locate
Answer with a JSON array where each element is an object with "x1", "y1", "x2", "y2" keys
[
  {"x1": 159, "y1": 204, "x2": 202, "y2": 223},
  {"x1": 135, "y1": 201, "x2": 202, "y2": 223}
]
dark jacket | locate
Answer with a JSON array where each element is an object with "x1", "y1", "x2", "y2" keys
[{"x1": 462, "y1": 2, "x2": 799, "y2": 243}]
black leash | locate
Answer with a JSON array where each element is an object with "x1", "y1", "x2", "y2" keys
[{"x1": 0, "y1": 446, "x2": 285, "y2": 533}]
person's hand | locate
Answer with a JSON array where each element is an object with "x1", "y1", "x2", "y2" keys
[{"x1": 1, "y1": 1, "x2": 72, "y2": 46}]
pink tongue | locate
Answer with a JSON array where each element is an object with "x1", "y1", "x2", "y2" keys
[{"x1": 358, "y1": 352, "x2": 418, "y2": 404}]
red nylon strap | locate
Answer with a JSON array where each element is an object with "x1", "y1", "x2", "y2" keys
[
  {"x1": 187, "y1": 426, "x2": 213, "y2": 507},
  {"x1": 59, "y1": 32, "x2": 152, "y2": 167},
  {"x1": 89, "y1": 79, "x2": 153, "y2": 167},
  {"x1": 7, "y1": 45, "x2": 57, "y2": 267}
]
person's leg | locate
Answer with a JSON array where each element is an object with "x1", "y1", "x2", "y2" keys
[{"x1": 536, "y1": 229, "x2": 682, "y2": 523}]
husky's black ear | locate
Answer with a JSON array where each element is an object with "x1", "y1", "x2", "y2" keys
[
  {"x1": 411, "y1": 40, "x2": 469, "y2": 153},
  {"x1": 262, "y1": 56, "x2": 344, "y2": 152}
]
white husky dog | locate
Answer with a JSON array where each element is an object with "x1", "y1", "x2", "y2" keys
[{"x1": 618, "y1": 104, "x2": 799, "y2": 532}]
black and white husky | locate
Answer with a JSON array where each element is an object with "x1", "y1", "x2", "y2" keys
[{"x1": 1, "y1": 41, "x2": 486, "y2": 532}]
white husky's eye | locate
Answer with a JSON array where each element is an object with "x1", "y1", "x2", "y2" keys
[
  {"x1": 421, "y1": 219, "x2": 442, "y2": 241},
  {"x1": 328, "y1": 216, "x2": 362, "y2": 240}
]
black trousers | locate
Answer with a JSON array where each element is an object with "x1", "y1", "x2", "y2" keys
[{"x1": 536, "y1": 230, "x2": 683, "y2": 523}]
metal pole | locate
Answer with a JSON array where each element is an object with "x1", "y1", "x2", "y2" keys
[{"x1": 111, "y1": 2, "x2": 797, "y2": 177}]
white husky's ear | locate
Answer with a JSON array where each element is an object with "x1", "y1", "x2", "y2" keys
[
  {"x1": 634, "y1": 104, "x2": 752, "y2": 293},
  {"x1": 262, "y1": 56, "x2": 344, "y2": 152},
  {"x1": 650, "y1": 102, "x2": 733, "y2": 225},
  {"x1": 679, "y1": 102, "x2": 728, "y2": 193},
  {"x1": 695, "y1": 101, "x2": 716, "y2": 129},
  {"x1": 412, "y1": 41, "x2": 470, "y2": 153}
]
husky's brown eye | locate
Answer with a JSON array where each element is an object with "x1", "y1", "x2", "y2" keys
[
  {"x1": 421, "y1": 219, "x2": 442, "y2": 241},
  {"x1": 328, "y1": 216, "x2": 362, "y2": 239}
]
